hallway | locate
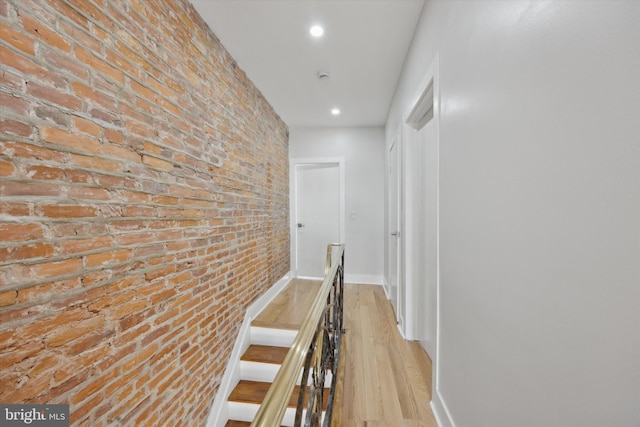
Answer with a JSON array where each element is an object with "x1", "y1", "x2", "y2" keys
[
  {"x1": 337, "y1": 284, "x2": 438, "y2": 426},
  {"x1": 256, "y1": 279, "x2": 438, "y2": 426}
]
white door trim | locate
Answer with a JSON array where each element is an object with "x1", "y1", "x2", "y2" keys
[
  {"x1": 290, "y1": 157, "x2": 346, "y2": 278},
  {"x1": 402, "y1": 53, "x2": 453, "y2": 426}
]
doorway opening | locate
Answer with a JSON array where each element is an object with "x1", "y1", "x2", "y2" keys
[{"x1": 291, "y1": 158, "x2": 345, "y2": 279}]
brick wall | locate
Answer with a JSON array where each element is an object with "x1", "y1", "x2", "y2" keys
[{"x1": 0, "y1": 0, "x2": 290, "y2": 425}]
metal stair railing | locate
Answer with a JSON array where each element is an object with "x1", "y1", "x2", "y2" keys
[{"x1": 251, "y1": 243, "x2": 345, "y2": 427}]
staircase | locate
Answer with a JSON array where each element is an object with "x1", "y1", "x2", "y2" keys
[{"x1": 224, "y1": 326, "x2": 330, "y2": 427}]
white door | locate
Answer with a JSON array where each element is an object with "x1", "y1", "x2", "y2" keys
[
  {"x1": 388, "y1": 138, "x2": 401, "y2": 320},
  {"x1": 295, "y1": 163, "x2": 340, "y2": 278},
  {"x1": 415, "y1": 119, "x2": 437, "y2": 357}
]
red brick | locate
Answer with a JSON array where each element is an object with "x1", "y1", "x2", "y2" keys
[
  {"x1": 105, "y1": 48, "x2": 139, "y2": 78},
  {"x1": 85, "y1": 249, "x2": 131, "y2": 267},
  {"x1": 122, "y1": 343, "x2": 159, "y2": 373},
  {"x1": 0, "y1": 181, "x2": 61, "y2": 197},
  {"x1": 0, "y1": 68, "x2": 23, "y2": 90},
  {"x1": 142, "y1": 154, "x2": 173, "y2": 171},
  {"x1": 0, "y1": 340, "x2": 43, "y2": 369},
  {"x1": 41, "y1": 47, "x2": 90, "y2": 80},
  {"x1": 0, "y1": 0, "x2": 290, "y2": 423},
  {"x1": 17, "y1": 280, "x2": 77, "y2": 304},
  {"x1": 25, "y1": 165, "x2": 88, "y2": 183},
  {"x1": 19, "y1": 13, "x2": 71, "y2": 53},
  {"x1": 104, "y1": 128, "x2": 123, "y2": 144},
  {"x1": 100, "y1": 143, "x2": 141, "y2": 163},
  {"x1": 0, "y1": 160, "x2": 15, "y2": 176},
  {"x1": 29, "y1": 258, "x2": 82, "y2": 279},
  {"x1": 72, "y1": 81, "x2": 116, "y2": 110},
  {"x1": 1, "y1": 370, "x2": 51, "y2": 402},
  {"x1": 69, "y1": 153, "x2": 122, "y2": 172},
  {"x1": 109, "y1": 298, "x2": 146, "y2": 321},
  {"x1": 75, "y1": 45, "x2": 124, "y2": 84},
  {"x1": 46, "y1": 315, "x2": 105, "y2": 348},
  {"x1": 0, "y1": 202, "x2": 30, "y2": 216},
  {"x1": 47, "y1": 0, "x2": 90, "y2": 31},
  {"x1": 41, "y1": 204, "x2": 97, "y2": 218},
  {"x1": 70, "y1": 394, "x2": 102, "y2": 425},
  {"x1": 34, "y1": 104, "x2": 71, "y2": 126},
  {"x1": 0, "y1": 91, "x2": 31, "y2": 116},
  {"x1": 0, "y1": 222, "x2": 45, "y2": 241},
  {"x1": 0, "y1": 118, "x2": 33, "y2": 137},
  {"x1": 144, "y1": 265, "x2": 175, "y2": 281},
  {"x1": 0, "y1": 290, "x2": 17, "y2": 307},
  {"x1": 20, "y1": 309, "x2": 89, "y2": 341},
  {"x1": 66, "y1": 328, "x2": 114, "y2": 356},
  {"x1": 46, "y1": 368, "x2": 91, "y2": 401},
  {"x1": 26, "y1": 81, "x2": 83, "y2": 110},
  {"x1": 67, "y1": 0, "x2": 114, "y2": 31},
  {"x1": 26, "y1": 353, "x2": 58, "y2": 378},
  {"x1": 0, "y1": 45, "x2": 65, "y2": 86},
  {"x1": 67, "y1": 186, "x2": 111, "y2": 200},
  {"x1": 129, "y1": 79, "x2": 156, "y2": 101},
  {"x1": 0, "y1": 242, "x2": 54, "y2": 262},
  {"x1": 141, "y1": 327, "x2": 171, "y2": 352},
  {"x1": 73, "y1": 116, "x2": 101, "y2": 137},
  {"x1": 0, "y1": 140, "x2": 66, "y2": 162},
  {"x1": 70, "y1": 370, "x2": 111, "y2": 404},
  {"x1": 0, "y1": 20, "x2": 35, "y2": 54}
]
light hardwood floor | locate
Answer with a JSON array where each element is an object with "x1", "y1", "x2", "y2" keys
[
  {"x1": 254, "y1": 279, "x2": 438, "y2": 427},
  {"x1": 253, "y1": 279, "x2": 321, "y2": 330}
]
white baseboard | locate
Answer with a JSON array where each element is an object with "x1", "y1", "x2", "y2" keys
[
  {"x1": 297, "y1": 274, "x2": 384, "y2": 286},
  {"x1": 345, "y1": 274, "x2": 383, "y2": 285},
  {"x1": 431, "y1": 388, "x2": 455, "y2": 427},
  {"x1": 205, "y1": 271, "x2": 293, "y2": 427},
  {"x1": 296, "y1": 275, "x2": 323, "y2": 281}
]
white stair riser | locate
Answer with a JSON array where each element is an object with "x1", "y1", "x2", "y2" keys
[
  {"x1": 227, "y1": 402, "x2": 325, "y2": 426},
  {"x1": 240, "y1": 360, "x2": 333, "y2": 387},
  {"x1": 250, "y1": 327, "x2": 298, "y2": 347}
]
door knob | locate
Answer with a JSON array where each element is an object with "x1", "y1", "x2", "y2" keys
[
  {"x1": 391, "y1": 231, "x2": 400, "y2": 237},
  {"x1": 297, "y1": 223, "x2": 305, "y2": 228}
]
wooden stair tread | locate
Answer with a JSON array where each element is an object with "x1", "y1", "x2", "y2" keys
[
  {"x1": 224, "y1": 422, "x2": 286, "y2": 427},
  {"x1": 241, "y1": 344, "x2": 290, "y2": 364},
  {"x1": 229, "y1": 380, "x2": 329, "y2": 409}
]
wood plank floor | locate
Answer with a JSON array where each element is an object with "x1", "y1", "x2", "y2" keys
[
  {"x1": 252, "y1": 279, "x2": 321, "y2": 330},
  {"x1": 255, "y1": 279, "x2": 438, "y2": 427}
]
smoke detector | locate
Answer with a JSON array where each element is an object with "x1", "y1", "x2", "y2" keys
[{"x1": 317, "y1": 71, "x2": 330, "y2": 82}]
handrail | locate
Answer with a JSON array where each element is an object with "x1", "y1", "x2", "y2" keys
[{"x1": 251, "y1": 243, "x2": 345, "y2": 427}]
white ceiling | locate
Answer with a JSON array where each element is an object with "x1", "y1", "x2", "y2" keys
[{"x1": 190, "y1": 0, "x2": 425, "y2": 128}]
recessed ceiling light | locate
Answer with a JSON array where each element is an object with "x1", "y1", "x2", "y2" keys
[
  {"x1": 331, "y1": 108, "x2": 340, "y2": 116},
  {"x1": 310, "y1": 25, "x2": 324, "y2": 37}
]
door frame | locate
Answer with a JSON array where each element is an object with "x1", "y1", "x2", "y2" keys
[
  {"x1": 290, "y1": 157, "x2": 346, "y2": 278},
  {"x1": 387, "y1": 131, "x2": 403, "y2": 328},
  {"x1": 401, "y1": 53, "x2": 440, "y2": 362}
]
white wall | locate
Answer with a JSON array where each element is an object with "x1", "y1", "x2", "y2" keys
[
  {"x1": 386, "y1": 1, "x2": 640, "y2": 426},
  {"x1": 290, "y1": 127, "x2": 385, "y2": 284}
]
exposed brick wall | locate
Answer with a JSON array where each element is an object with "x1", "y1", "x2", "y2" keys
[{"x1": 0, "y1": 0, "x2": 290, "y2": 424}]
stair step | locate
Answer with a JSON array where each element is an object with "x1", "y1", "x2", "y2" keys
[
  {"x1": 241, "y1": 344, "x2": 290, "y2": 364},
  {"x1": 229, "y1": 380, "x2": 329, "y2": 409},
  {"x1": 225, "y1": 422, "x2": 288, "y2": 427}
]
